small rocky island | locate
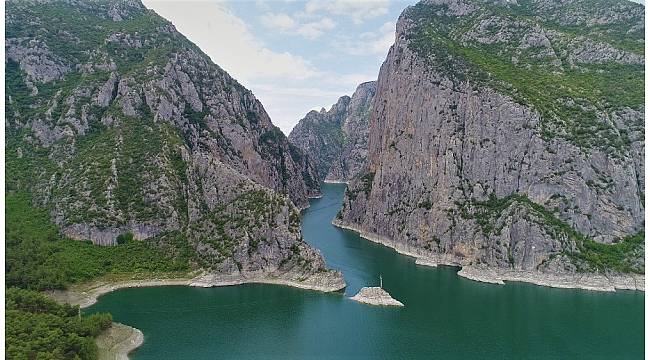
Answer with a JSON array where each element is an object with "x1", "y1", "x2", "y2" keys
[{"x1": 351, "y1": 287, "x2": 404, "y2": 307}]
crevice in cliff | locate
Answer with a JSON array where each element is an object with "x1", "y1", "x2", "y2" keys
[
  {"x1": 457, "y1": 84, "x2": 471, "y2": 201},
  {"x1": 515, "y1": 131, "x2": 535, "y2": 194}
]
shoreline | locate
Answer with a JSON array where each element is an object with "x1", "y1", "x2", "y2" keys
[
  {"x1": 96, "y1": 322, "x2": 144, "y2": 360},
  {"x1": 332, "y1": 219, "x2": 645, "y2": 292},
  {"x1": 47, "y1": 277, "x2": 195, "y2": 309},
  {"x1": 48, "y1": 269, "x2": 344, "y2": 360},
  {"x1": 189, "y1": 270, "x2": 346, "y2": 293},
  {"x1": 298, "y1": 193, "x2": 323, "y2": 211},
  {"x1": 324, "y1": 179, "x2": 349, "y2": 184},
  {"x1": 48, "y1": 269, "x2": 346, "y2": 309},
  {"x1": 457, "y1": 266, "x2": 644, "y2": 292}
]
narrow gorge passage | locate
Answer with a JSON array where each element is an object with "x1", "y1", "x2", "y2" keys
[{"x1": 87, "y1": 184, "x2": 644, "y2": 359}]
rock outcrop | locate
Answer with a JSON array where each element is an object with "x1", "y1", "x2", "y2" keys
[
  {"x1": 337, "y1": 0, "x2": 644, "y2": 282},
  {"x1": 95, "y1": 322, "x2": 144, "y2": 360},
  {"x1": 289, "y1": 81, "x2": 376, "y2": 182},
  {"x1": 350, "y1": 287, "x2": 404, "y2": 307},
  {"x1": 5, "y1": 0, "x2": 338, "y2": 285}
]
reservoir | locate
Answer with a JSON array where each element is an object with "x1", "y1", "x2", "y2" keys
[{"x1": 87, "y1": 183, "x2": 644, "y2": 359}]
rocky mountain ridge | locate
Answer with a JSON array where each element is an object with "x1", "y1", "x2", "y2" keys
[
  {"x1": 5, "y1": 0, "x2": 339, "y2": 284},
  {"x1": 289, "y1": 81, "x2": 376, "y2": 182},
  {"x1": 336, "y1": 0, "x2": 644, "y2": 280}
]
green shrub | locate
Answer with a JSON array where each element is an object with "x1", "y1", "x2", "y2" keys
[
  {"x1": 116, "y1": 232, "x2": 134, "y2": 245},
  {"x1": 461, "y1": 193, "x2": 644, "y2": 273},
  {"x1": 5, "y1": 193, "x2": 189, "y2": 291},
  {"x1": 6, "y1": 288, "x2": 112, "y2": 360}
]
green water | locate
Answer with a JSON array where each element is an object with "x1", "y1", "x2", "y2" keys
[{"x1": 87, "y1": 183, "x2": 644, "y2": 359}]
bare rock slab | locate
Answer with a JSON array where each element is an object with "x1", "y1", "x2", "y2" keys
[
  {"x1": 351, "y1": 287, "x2": 404, "y2": 307},
  {"x1": 96, "y1": 322, "x2": 143, "y2": 360}
]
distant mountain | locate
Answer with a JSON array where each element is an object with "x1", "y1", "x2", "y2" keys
[
  {"x1": 289, "y1": 81, "x2": 376, "y2": 183},
  {"x1": 336, "y1": 0, "x2": 644, "y2": 286}
]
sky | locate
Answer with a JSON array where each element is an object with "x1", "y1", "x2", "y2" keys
[
  {"x1": 141, "y1": 0, "x2": 644, "y2": 134},
  {"x1": 142, "y1": 0, "x2": 414, "y2": 134}
]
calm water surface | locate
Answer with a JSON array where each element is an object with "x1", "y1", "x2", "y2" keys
[{"x1": 87, "y1": 183, "x2": 644, "y2": 359}]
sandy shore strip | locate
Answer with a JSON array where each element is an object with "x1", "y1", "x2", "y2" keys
[
  {"x1": 96, "y1": 322, "x2": 144, "y2": 360},
  {"x1": 48, "y1": 269, "x2": 345, "y2": 309},
  {"x1": 332, "y1": 219, "x2": 645, "y2": 292},
  {"x1": 351, "y1": 287, "x2": 404, "y2": 307},
  {"x1": 47, "y1": 278, "x2": 195, "y2": 309}
]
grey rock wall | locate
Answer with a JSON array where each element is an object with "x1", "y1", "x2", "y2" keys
[
  {"x1": 289, "y1": 81, "x2": 376, "y2": 182},
  {"x1": 5, "y1": 0, "x2": 333, "y2": 280},
  {"x1": 338, "y1": 0, "x2": 644, "y2": 275}
]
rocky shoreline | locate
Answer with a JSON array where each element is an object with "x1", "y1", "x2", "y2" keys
[
  {"x1": 457, "y1": 266, "x2": 645, "y2": 292},
  {"x1": 49, "y1": 269, "x2": 345, "y2": 309},
  {"x1": 189, "y1": 269, "x2": 346, "y2": 293},
  {"x1": 95, "y1": 322, "x2": 144, "y2": 360},
  {"x1": 48, "y1": 269, "x2": 345, "y2": 359},
  {"x1": 332, "y1": 219, "x2": 645, "y2": 292},
  {"x1": 324, "y1": 179, "x2": 349, "y2": 184},
  {"x1": 332, "y1": 219, "x2": 465, "y2": 266},
  {"x1": 47, "y1": 277, "x2": 196, "y2": 309},
  {"x1": 351, "y1": 287, "x2": 404, "y2": 307}
]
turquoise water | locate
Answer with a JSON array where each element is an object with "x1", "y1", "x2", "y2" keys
[{"x1": 87, "y1": 183, "x2": 644, "y2": 359}]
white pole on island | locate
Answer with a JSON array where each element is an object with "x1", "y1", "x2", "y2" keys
[{"x1": 380, "y1": 274, "x2": 383, "y2": 289}]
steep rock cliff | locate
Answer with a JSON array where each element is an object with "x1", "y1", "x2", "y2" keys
[
  {"x1": 338, "y1": 0, "x2": 644, "y2": 277},
  {"x1": 289, "y1": 81, "x2": 376, "y2": 182},
  {"x1": 5, "y1": 0, "x2": 338, "y2": 284}
]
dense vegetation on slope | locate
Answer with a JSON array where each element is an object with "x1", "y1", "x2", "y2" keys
[
  {"x1": 406, "y1": 0, "x2": 644, "y2": 155},
  {"x1": 5, "y1": 0, "x2": 326, "y2": 271},
  {"x1": 5, "y1": 191, "x2": 189, "y2": 359},
  {"x1": 6, "y1": 288, "x2": 113, "y2": 360},
  {"x1": 6, "y1": 193, "x2": 189, "y2": 291},
  {"x1": 5, "y1": 1, "x2": 331, "y2": 358},
  {"x1": 6, "y1": 0, "x2": 319, "y2": 243}
]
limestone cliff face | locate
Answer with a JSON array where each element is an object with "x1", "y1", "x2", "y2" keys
[
  {"x1": 289, "y1": 81, "x2": 376, "y2": 182},
  {"x1": 338, "y1": 0, "x2": 644, "y2": 275},
  {"x1": 5, "y1": 0, "x2": 334, "y2": 281}
]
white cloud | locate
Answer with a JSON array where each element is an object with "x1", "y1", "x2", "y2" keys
[
  {"x1": 259, "y1": 12, "x2": 335, "y2": 40},
  {"x1": 141, "y1": 1, "x2": 386, "y2": 135},
  {"x1": 327, "y1": 73, "x2": 377, "y2": 88},
  {"x1": 304, "y1": 0, "x2": 389, "y2": 25},
  {"x1": 253, "y1": 84, "x2": 348, "y2": 99},
  {"x1": 259, "y1": 12, "x2": 295, "y2": 31},
  {"x1": 251, "y1": 78, "x2": 371, "y2": 134},
  {"x1": 255, "y1": 0, "x2": 270, "y2": 11},
  {"x1": 337, "y1": 21, "x2": 395, "y2": 56},
  {"x1": 143, "y1": 1, "x2": 319, "y2": 86},
  {"x1": 296, "y1": 18, "x2": 335, "y2": 39}
]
